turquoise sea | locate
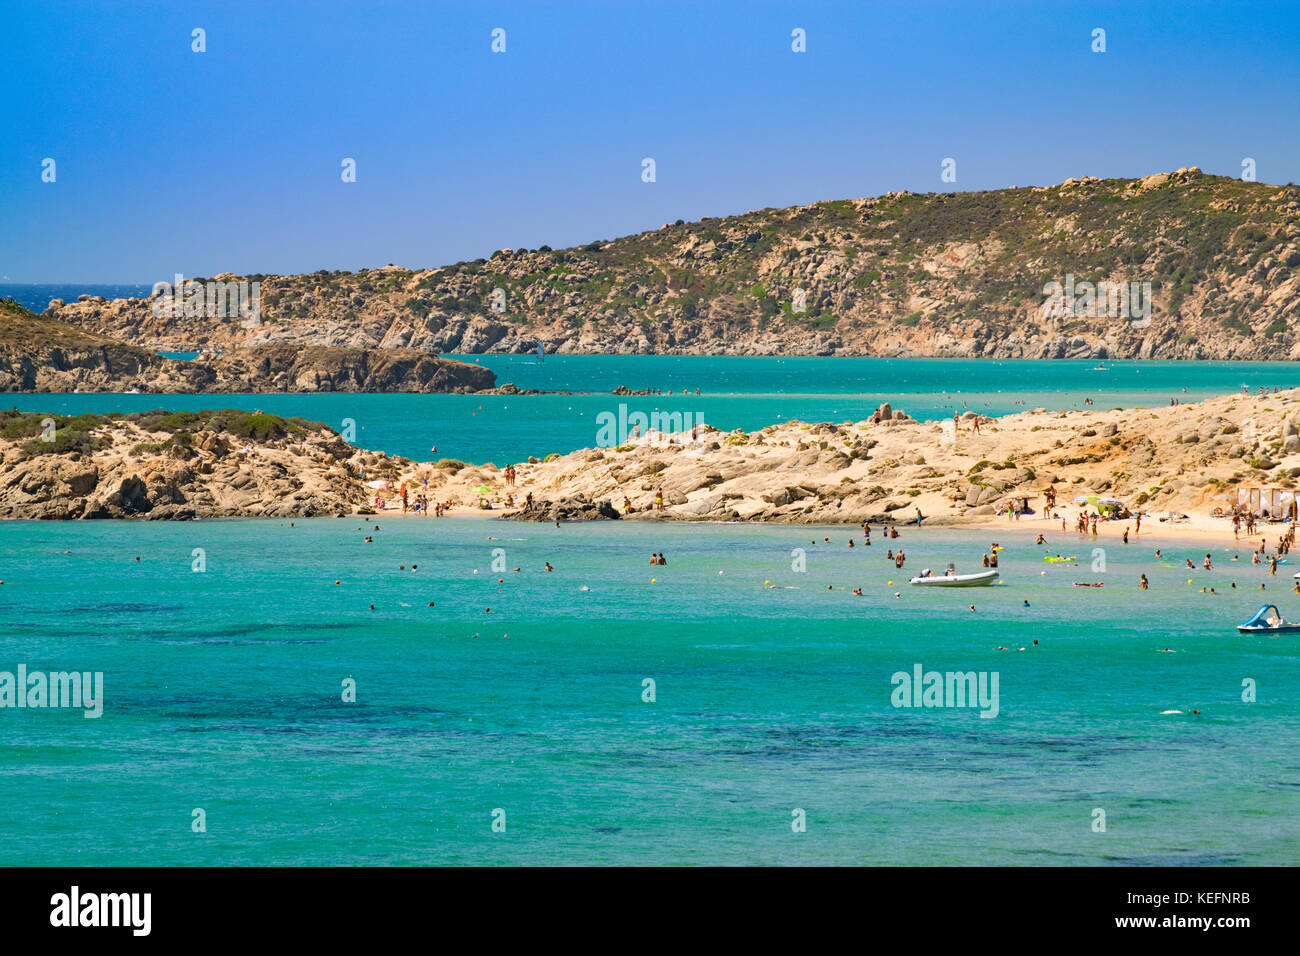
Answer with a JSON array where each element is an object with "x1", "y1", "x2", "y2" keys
[
  {"x1": 6, "y1": 356, "x2": 1299, "y2": 464},
  {"x1": 1, "y1": 518, "x2": 1296, "y2": 865},
  {"x1": 2, "y1": 355, "x2": 1298, "y2": 865}
]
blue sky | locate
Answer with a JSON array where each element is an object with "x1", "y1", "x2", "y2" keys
[{"x1": 3, "y1": 0, "x2": 1298, "y2": 282}]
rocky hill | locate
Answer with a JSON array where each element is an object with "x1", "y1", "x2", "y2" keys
[
  {"x1": 0, "y1": 299, "x2": 495, "y2": 393},
  {"x1": 45, "y1": 168, "x2": 1300, "y2": 359}
]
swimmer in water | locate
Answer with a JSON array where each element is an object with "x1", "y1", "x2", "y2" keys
[
  {"x1": 1140, "y1": 573, "x2": 1149, "y2": 590},
  {"x1": 545, "y1": 562, "x2": 554, "y2": 572},
  {"x1": 1155, "y1": 549, "x2": 1162, "y2": 558}
]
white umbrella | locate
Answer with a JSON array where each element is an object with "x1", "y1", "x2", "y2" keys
[
  {"x1": 366, "y1": 480, "x2": 390, "y2": 491},
  {"x1": 1098, "y1": 497, "x2": 1124, "y2": 506}
]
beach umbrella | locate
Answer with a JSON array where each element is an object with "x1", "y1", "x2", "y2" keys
[
  {"x1": 1098, "y1": 497, "x2": 1124, "y2": 507},
  {"x1": 475, "y1": 485, "x2": 491, "y2": 493},
  {"x1": 366, "y1": 480, "x2": 390, "y2": 491}
]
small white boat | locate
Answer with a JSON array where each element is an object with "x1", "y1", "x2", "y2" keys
[
  {"x1": 1237, "y1": 604, "x2": 1300, "y2": 634},
  {"x1": 909, "y1": 564, "x2": 999, "y2": 588}
]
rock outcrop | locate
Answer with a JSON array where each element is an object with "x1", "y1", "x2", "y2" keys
[
  {"x1": 0, "y1": 299, "x2": 495, "y2": 393},
  {"x1": 500, "y1": 494, "x2": 622, "y2": 522},
  {"x1": 0, "y1": 408, "x2": 411, "y2": 519},
  {"x1": 403, "y1": 391, "x2": 1300, "y2": 525}
]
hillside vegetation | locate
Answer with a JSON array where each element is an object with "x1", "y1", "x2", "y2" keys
[{"x1": 47, "y1": 168, "x2": 1300, "y2": 359}]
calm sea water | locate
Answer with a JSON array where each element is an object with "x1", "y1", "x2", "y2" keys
[
  {"x1": 4, "y1": 299, "x2": 1298, "y2": 865},
  {"x1": 1, "y1": 518, "x2": 1295, "y2": 865},
  {"x1": 6, "y1": 356, "x2": 1299, "y2": 465},
  {"x1": 0, "y1": 283, "x2": 154, "y2": 311}
]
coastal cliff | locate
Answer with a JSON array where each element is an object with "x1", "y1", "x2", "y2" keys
[
  {"x1": 46, "y1": 169, "x2": 1300, "y2": 360},
  {"x1": 0, "y1": 299, "x2": 495, "y2": 393}
]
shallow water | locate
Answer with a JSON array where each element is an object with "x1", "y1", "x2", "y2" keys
[{"x1": 1, "y1": 518, "x2": 1295, "y2": 865}]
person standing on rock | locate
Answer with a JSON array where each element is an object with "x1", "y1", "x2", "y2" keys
[{"x1": 656, "y1": 489, "x2": 664, "y2": 512}]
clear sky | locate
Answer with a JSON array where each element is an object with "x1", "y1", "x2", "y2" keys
[{"x1": 3, "y1": 0, "x2": 1298, "y2": 282}]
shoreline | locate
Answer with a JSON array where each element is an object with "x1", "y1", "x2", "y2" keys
[
  {"x1": 7, "y1": 388, "x2": 1300, "y2": 529},
  {"x1": 353, "y1": 501, "x2": 1288, "y2": 552}
]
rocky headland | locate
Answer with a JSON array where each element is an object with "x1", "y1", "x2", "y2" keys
[
  {"x1": 0, "y1": 299, "x2": 495, "y2": 393},
  {"x1": 8, "y1": 391, "x2": 1300, "y2": 526},
  {"x1": 44, "y1": 169, "x2": 1300, "y2": 360}
]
